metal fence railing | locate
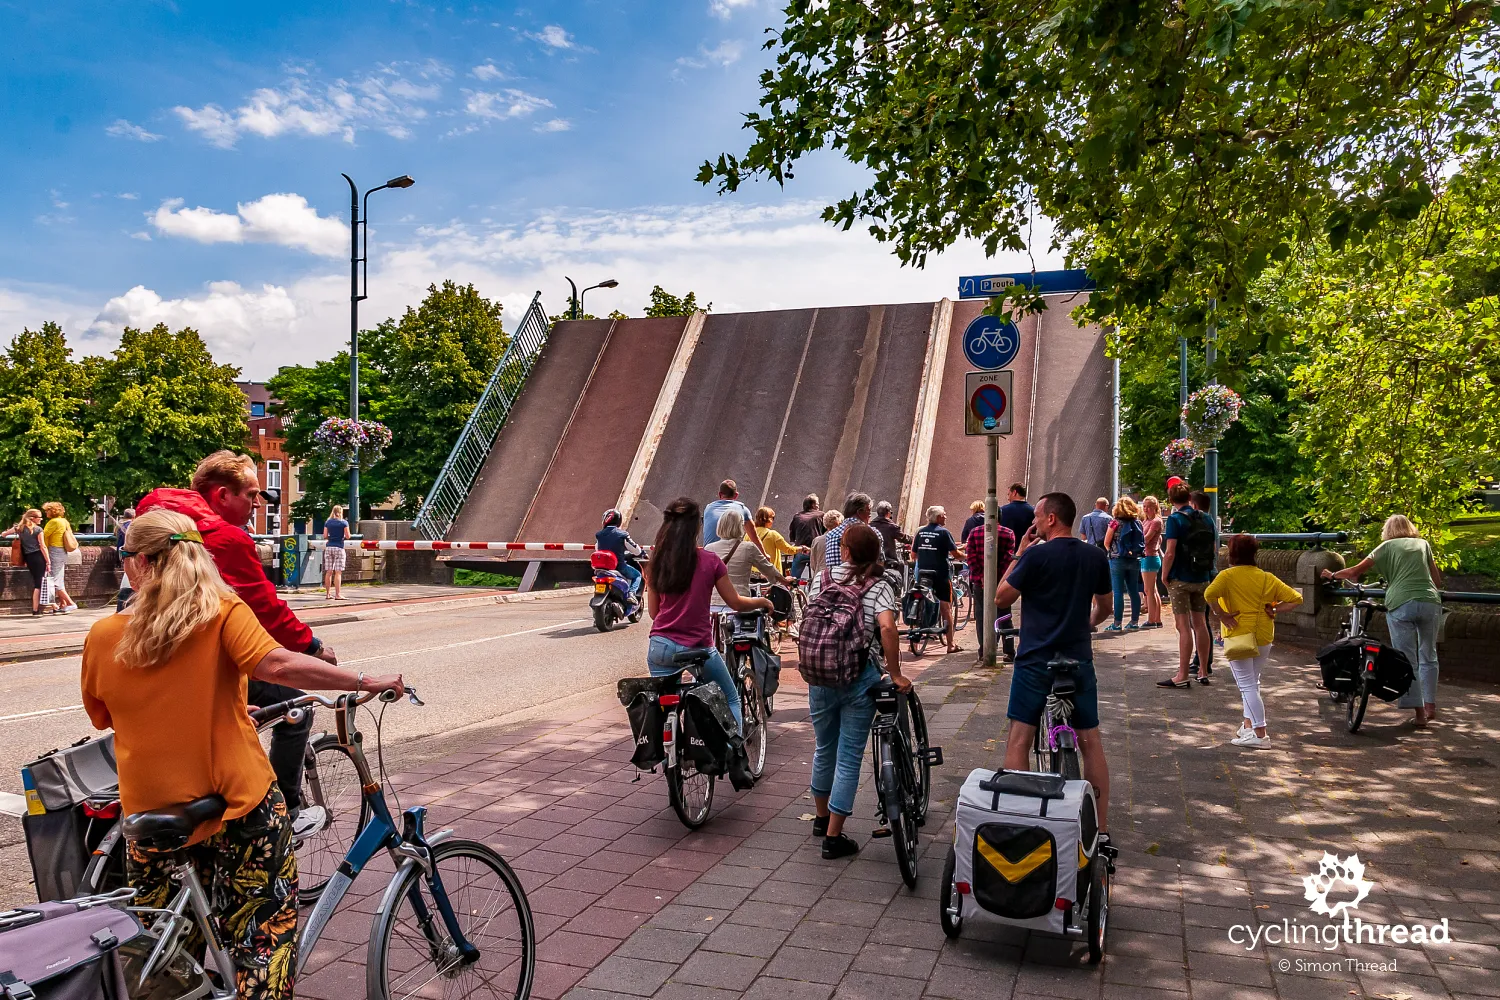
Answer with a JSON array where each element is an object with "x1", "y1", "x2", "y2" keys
[{"x1": 412, "y1": 291, "x2": 552, "y2": 540}]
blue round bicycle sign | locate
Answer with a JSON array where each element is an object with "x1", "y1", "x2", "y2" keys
[{"x1": 962, "y1": 314, "x2": 1021, "y2": 370}]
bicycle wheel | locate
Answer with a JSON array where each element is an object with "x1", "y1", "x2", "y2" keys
[
  {"x1": 1346, "y1": 676, "x2": 1371, "y2": 733},
  {"x1": 876, "y1": 731, "x2": 919, "y2": 889},
  {"x1": 667, "y1": 760, "x2": 715, "y2": 829},
  {"x1": 298, "y1": 734, "x2": 370, "y2": 902},
  {"x1": 939, "y1": 845, "x2": 963, "y2": 938},
  {"x1": 952, "y1": 581, "x2": 971, "y2": 627},
  {"x1": 909, "y1": 634, "x2": 929, "y2": 657},
  {"x1": 740, "y1": 666, "x2": 768, "y2": 779},
  {"x1": 369, "y1": 839, "x2": 536, "y2": 1000},
  {"x1": 908, "y1": 691, "x2": 932, "y2": 827},
  {"x1": 1086, "y1": 849, "x2": 1110, "y2": 963}
]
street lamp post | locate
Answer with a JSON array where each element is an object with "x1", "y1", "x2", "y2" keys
[
  {"x1": 565, "y1": 276, "x2": 619, "y2": 320},
  {"x1": 341, "y1": 172, "x2": 414, "y2": 522}
]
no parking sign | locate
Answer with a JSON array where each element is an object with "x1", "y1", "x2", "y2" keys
[{"x1": 965, "y1": 370, "x2": 1014, "y2": 435}]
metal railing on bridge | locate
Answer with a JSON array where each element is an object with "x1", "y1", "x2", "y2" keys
[{"x1": 412, "y1": 292, "x2": 552, "y2": 541}]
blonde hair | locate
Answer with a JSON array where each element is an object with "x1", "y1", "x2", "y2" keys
[
  {"x1": 717, "y1": 510, "x2": 745, "y2": 540},
  {"x1": 1142, "y1": 495, "x2": 1161, "y2": 519},
  {"x1": 116, "y1": 509, "x2": 232, "y2": 668},
  {"x1": 970, "y1": 501, "x2": 985, "y2": 513},
  {"x1": 331, "y1": 505, "x2": 344, "y2": 518},
  {"x1": 191, "y1": 450, "x2": 256, "y2": 498},
  {"x1": 822, "y1": 510, "x2": 843, "y2": 530},
  {"x1": 42, "y1": 501, "x2": 65, "y2": 520},
  {"x1": 754, "y1": 506, "x2": 775, "y2": 528},
  {"x1": 1381, "y1": 514, "x2": 1421, "y2": 541},
  {"x1": 1112, "y1": 496, "x2": 1141, "y2": 520},
  {"x1": 14, "y1": 509, "x2": 41, "y2": 530}
]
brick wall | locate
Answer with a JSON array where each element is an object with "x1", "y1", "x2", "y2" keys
[{"x1": 1, "y1": 545, "x2": 122, "y2": 606}]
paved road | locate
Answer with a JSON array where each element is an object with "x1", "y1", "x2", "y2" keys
[{"x1": 0, "y1": 593, "x2": 644, "y2": 904}]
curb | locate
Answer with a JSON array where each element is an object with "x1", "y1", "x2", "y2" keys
[{"x1": 0, "y1": 585, "x2": 591, "y2": 665}]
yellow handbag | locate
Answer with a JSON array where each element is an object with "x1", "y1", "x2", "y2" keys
[{"x1": 1218, "y1": 597, "x2": 1262, "y2": 660}]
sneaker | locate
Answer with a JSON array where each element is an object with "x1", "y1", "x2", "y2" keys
[
  {"x1": 1125, "y1": 621, "x2": 1140, "y2": 631},
  {"x1": 812, "y1": 815, "x2": 829, "y2": 838},
  {"x1": 1231, "y1": 733, "x2": 1271, "y2": 748},
  {"x1": 821, "y1": 833, "x2": 860, "y2": 860},
  {"x1": 1235, "y1": 723, "x2": 1252, "y2": 739},
  {"x1": 57, "y1": 606, "x2": 74, "y2": 615},
  {"x1": 291, "y1": 805, "x2": 328, "y2": 842},
  {"x1": 1103, "y1": 623, "x2": 1123, "y2": 632}
]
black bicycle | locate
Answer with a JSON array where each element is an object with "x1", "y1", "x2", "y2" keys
[
  {"x1": 1326, "y1": 581, "x2": 1388, "y2": 733},
  {"x1": 725, "y1": 610, "x2": 772, "y2": 779},
  {"x1": 1031, "y1": 655, "x2": 1083, "y2": 779},
  {"x1": 660, "y1": 650, "x2": 719, "y2": 829},
  {"x1": 870, "y1": 681, "x2": 942, "y2": 888}
]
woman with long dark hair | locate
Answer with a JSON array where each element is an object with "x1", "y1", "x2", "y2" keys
[{"x1": 646, "y1": 497, "x2": 771, "y2": 727}]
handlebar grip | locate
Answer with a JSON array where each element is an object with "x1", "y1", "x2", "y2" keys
[
  {"x1": 378, "y1": 688, "x2": 400, "y2": 703},
  {"x1": 250, "y1": 699, "x2": 300, "y2": 725}
]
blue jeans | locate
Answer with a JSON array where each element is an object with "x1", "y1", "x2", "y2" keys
[
  {"x1": 1109, "y1": 557, "x2": 1142, "y2": 625},
  {"x1": 808, "y1": 662, "x2": 881, "y2": 817},
  {"x1": 647, "y1": 634, "x2": 742, "y2": 729},
  {"x1": 619, "y1": 563, "x2": 642, "y2": 603},
  {"x1": 789, "y1": 553, "x2": 809, "y2": 582},
  {"x1": 1387, "y1": 600, "x2": 1441, "y2": 708}
]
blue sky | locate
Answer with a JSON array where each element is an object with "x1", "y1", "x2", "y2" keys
[{"x1": 2, "y1": 1, "x2": 1054, "y2": 377}]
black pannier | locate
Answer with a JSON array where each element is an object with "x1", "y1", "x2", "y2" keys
[{"x1": 617, "y1": 677, "x2": 675, "y2": 770}]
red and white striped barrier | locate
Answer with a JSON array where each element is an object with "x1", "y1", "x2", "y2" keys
[{"x1": 305, "y1": 540, "x2": 597, "y2": 551}]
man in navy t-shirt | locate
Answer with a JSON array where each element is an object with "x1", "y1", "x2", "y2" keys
[{"x1": 993, "y1": 491, "x2": 1113, "y2": 830}]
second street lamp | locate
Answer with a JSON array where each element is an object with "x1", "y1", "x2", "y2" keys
[
  {"x1": 342, "y1": 172, "x2": 414, "y2": 523},
  {"x1": 565, "y1": 276, "x2": 620, "y2": 320}
]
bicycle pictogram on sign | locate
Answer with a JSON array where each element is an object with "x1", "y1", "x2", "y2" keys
[{"x1": 962, "y1": 314, "x2": 1021, "y2": 370}]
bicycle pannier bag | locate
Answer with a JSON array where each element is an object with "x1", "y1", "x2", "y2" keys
[
  {"x1": 617, "y1": 677, "x2": 674, "y2": 770},
  {"x1": 0, "y1": 898, "x2": 142, "y2": 1000},
  {"x1": 679, "y1": 684, "x2": 742, "y2": 778},
  {"x1": 901, "y1": 589, "x2": 940, "y2": 629},
  {"x1": 750, "y1": 645, "x2": 781, "y2": 702},
  {"x1": 21, "y1": 738, "x2": 118, "y2": 902},
  {"x1": 797, "y1": 571, "x2": 871, "y2": 688},
  {"x1": 951, "y1": 769, "x2": 1099, "y2": 935},
  {"x1": 1369, "y1": 644, "x2": 1413, "y2": 702},
  {"x1": 1315, "y1": 637, "x2": 1362, "y2": 694},
  {"x1": 1179, "y1": 510, "x2": 1217, "y2": 577}
]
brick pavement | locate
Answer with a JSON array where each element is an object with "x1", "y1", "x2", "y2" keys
[{"x1": 296, "y1": 626, "x2": 1500, "y2": 1000}]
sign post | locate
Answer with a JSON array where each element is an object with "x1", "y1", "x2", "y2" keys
[{"x1": 965, "y1": 369, "x2": 1014, "y2": 666}]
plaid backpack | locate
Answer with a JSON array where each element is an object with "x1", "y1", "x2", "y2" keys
[{"x1": 797, "y1": 570, "x2": 873, "y2": 688}]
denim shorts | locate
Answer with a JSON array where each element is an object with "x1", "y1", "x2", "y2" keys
[
  {"x1": 1006, "y1": 657, "x2": 1099, "y2": 731},
  {"x1": 1139, "y1": 555, "x2": 1162, "y2": 574}
]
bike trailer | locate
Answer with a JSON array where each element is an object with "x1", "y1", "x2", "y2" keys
[
  {"x1": 0, "y1": 896, "x2": 141, "y2": 1000},
  {"x1": 19, "y1": 738, "x2": 118, "y2": 902},
  {"x1": 951, "y1": 769, "x2": 1099, "y2": 935}
]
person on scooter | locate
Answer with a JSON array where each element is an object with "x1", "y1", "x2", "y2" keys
[
  {"x1": 596, "y1": 508, "x2": 644, "y2": 613},
  {"x1": 137, "y1": 451, "x2": 335, "y2": 841}
]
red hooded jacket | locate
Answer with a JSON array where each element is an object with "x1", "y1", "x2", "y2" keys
[{"x1": 136, "y1": 488, "x2": 314, "y2": 652}]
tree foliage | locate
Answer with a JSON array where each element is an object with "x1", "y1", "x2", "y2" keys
[
  {"x1": 644, "y1": 286, "x2": 709, "y2": 317},
  {"x1": 0, "y1": 324, "x2": 91, "y2": 518},
  {"x1": 270, "y1": 281, "x2": 508, "y2": 519},
  {"x1": 703, "y1": 0, "x2": 1498, "y2": 338}
]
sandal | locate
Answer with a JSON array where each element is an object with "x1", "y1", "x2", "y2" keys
[{"x1": 1157, "y1": 677, "x2": 1191, "y2": 689}]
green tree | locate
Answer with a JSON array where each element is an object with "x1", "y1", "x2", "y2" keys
[
  {"x1": 84, "y1": 324, "x2": 248, "y2": 506},
  {"x1": 644, "y1": 286, "x2": 708, "y2": 317},
  {"x1": 702, "y1": 0, "x2": 1497, "y2": 339},
  {"x1": 0, "y1": 323, "x2": 91, "y2": 521}
]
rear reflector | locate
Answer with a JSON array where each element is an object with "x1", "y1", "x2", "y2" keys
[
  {"x1": 660, "y1": 694, "x2": 680, "y2": 707},
  {"x1": 1364, "y1": 645, "x2": 1381, "y2": 654},
  {"x1": 956, "y1": 882, "x2": 971, "y2": 895},
  {"x1": 1055, "y1": 897, "x2": 1072, "y2": 910},
  {"x1": 83, "y1": 800, "x2": 121, "y2": 819},
  {"x1": 734, "y1": 642, "x2": 751, "y2": 653}
]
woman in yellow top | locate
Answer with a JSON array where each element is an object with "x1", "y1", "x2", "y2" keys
[
  {"x1": 1203, "y1": 534, "x2": 1303, "y2": 748},
  {"x1": 752, "y1": 506, "x2": 808, "y2": 577},
  {"x1": 81, "y1": 509, "x2": 401, "y2": 1000},
  {"x1": 40, "y1": 501, "x2": 79, "y2": 614}
]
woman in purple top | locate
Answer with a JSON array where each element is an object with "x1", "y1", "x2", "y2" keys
[{"x1": 646, "y1": 497, "x2": 772, "y2": 728}]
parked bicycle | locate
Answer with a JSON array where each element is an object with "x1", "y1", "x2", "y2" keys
[
  {"x1": 1031, "y1": 655, "x2": 1084, "y2": 779},
  {"x1": 869, "y1": 681, "x2": 942, "y2": 888},
  {"x1": 950, "y1": 560, "x2": 972, "y2": 629}
]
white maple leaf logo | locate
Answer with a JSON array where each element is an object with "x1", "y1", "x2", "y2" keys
[{"x1": 1303, "y1": 852, "x2": 1374, "y2": 917}]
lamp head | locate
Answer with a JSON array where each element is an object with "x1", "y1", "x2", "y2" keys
[
  {"x1": 386, "y1": 175, "x2": 416, "y2": 189},
  {"x1": 598, "y1": 278, "x2": 619, "y2": 289}
]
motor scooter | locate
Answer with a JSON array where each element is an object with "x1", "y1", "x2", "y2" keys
[{"x1": 591, "y1": 550, "x2": 641, "y2": 632}]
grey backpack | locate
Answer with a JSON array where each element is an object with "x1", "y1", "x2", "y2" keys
[{"x1": 0, "y1": 898, "x2": 141, "y2": 1000}]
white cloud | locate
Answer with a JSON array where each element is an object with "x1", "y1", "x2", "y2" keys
[
  {"x1": 150, "y1": 193, "x2": 347, "y2": 257},
  {"x1": 106, "y1": 119, "x2": 163, "y2": 142},
  {"x1": 678, "y1": 40, "x2": 744, "y2": 70},
  {"x1": 464, "y1": 89, "x2": 553, "y2": 121},
  {"x1": 472, "y1": 63, "x2": 505, "y2": 81},
  {"x1": 87, "y1": 282, "x2": 301, "y2": 361},
  {"x1": 118, "y1": 192, "x2": 140, "y2": 201},
  {"x1": 534, "y1": 118, "x2": 572, "y2": 133},
  {"x1": 526, "y1": 25, "x2": 575, "y2": 49},
  {"x1": 709, "y1": 0, "x2": 757, "y2": 17},
  {"x1": 174, "y1": 62, "x2": 449, "y2": 148}
]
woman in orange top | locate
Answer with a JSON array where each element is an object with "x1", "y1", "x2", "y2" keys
[{"x1": 81, "y1": 509, "x2": 401, "y2": 1000}]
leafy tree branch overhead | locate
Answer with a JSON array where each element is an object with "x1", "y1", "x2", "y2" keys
[{"x1": 701, "y1": 0, "x2": 1499, "y2": 341}]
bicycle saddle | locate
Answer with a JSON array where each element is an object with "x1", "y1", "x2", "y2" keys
[
  {"x1": 122, "y1": 794, "x2": 227, "y2": 851},
  {"x1": 672, "y1": 649, "x2": 713, "y2": 667}
]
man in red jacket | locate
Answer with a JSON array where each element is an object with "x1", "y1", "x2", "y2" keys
[{"x1": 138, "y1": 450, "x2": 338, "y2": 835}]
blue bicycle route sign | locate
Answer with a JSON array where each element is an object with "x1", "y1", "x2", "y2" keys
[
  {"x1": 957, "y1": 269, "x2": 1095, "y2": 299},
  {"x1": 962, "y1": 314, "x2": 1020, "y2": 371}
]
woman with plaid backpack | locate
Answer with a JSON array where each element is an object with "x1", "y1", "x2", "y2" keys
[{"x1": 800, "y1": 522, "x2": 911, "y2": 860}]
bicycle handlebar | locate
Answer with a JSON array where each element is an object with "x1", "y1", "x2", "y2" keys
[{"x1": 249, "y1": 686, "x2": 423, "y2": 726}]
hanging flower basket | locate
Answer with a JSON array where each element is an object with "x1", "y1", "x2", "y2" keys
[
  {"x1": 1161, "y1": 438, "x2": 1200, "y2": 477},
  {"x1": 309, "y1": 417, "x2": 392, "y2": 475},
  {"x1": 1182, "y1": 385, "x2": 1244, "y2": 444}
]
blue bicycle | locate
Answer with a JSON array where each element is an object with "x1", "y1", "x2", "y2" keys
[{"x1": 248, "y1": 687, "x2": 536, "y2": 1000}]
